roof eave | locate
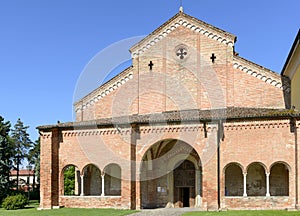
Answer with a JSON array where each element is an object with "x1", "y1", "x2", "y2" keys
[{"x1": 281, "y1": 29, "x2": 300, "y2": 75}]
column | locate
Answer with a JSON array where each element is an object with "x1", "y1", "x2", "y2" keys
[
  {"x1": 266, "y1": 172, "x2": 270, "y2": 197},
  {"x1": 196, "y1": 169, "x2": 202, "y2": 196},
  {"x1": 80, "y1": 175, "x2": 84, "y2": 196},
  {"x1": 101, "y1": 174, "x2": 105, "y2": 197},
  {"x1": 243, "y1": 172, "x2": 247, "y2": 197},
  {"x1": 195, "y1": 169, "x2": 202, "y2": 207}
]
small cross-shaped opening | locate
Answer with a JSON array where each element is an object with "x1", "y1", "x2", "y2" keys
[
  {"x1": 148, "y1": 61, "x2": 154, "y2": 70},
  {"x1": 210, "y1": 53, "x2": 216, "y2": 63},
  {"x1": 177, "y1": 48, "x2": 187, "y2": 60}
]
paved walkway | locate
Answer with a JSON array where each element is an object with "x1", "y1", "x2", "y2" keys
[{"x1": 127, "y1": 208, "x2": 200, "y2": 216}]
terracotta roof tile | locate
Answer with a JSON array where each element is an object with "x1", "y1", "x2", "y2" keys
[{"x1": 37, "y1": 107, "x2": 300, "y2": 131}]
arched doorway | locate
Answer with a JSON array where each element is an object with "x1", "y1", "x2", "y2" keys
[
  {"x1": 173, "y1": 160, "x2": 196, "y2": 207},
  {"x1": 140, "y1": 139, "x2": 202, "y2": 209}
]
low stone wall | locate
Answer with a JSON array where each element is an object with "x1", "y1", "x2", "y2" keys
[
  {"x1": 60, "y1": 196, "x2": 130, "y2": 209},
  {"x1": 222, "y1": 196, "x2": 294, "y2": 210}
]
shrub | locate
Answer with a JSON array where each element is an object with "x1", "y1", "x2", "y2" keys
[{"x1": 2, "y1": 194, "x2": 28, "y2": 210}]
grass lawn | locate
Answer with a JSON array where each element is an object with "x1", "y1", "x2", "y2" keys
[
  {"x1": 183, "y1": 210, "x2": 300, "y2": 216},
  {"x1": 0, "y1": 200, "x2": 137, "y2": 216},
  {"x1": 1, "y1": 202, "x2": 299, "y2": 216}
]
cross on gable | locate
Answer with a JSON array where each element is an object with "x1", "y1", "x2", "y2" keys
[
  {"x1": 210, "y1": 53, "x2": 216, "y2": 63},
  {"x1": 177, "y1": 48, "x2": 187, "y2": 60},
  {"x1": 148, "y1": 61, "x2": 154, "y2": 70}
]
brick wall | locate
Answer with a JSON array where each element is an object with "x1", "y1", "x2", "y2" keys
[{"x1": 76, "y1": 24, "x2": 285, "y2": 121}]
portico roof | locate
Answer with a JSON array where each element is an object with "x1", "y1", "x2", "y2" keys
[{"x1": 37, "y1": 107, "x2": 299, "y2": 131}]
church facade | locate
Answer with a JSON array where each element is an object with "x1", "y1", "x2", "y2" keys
[{"x1": 38, "y1": 12, "x2": 300, "y2": 210}]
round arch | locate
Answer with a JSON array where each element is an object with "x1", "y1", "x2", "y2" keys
[
  {"x1": 270, "y1": 161, "x2": 291, "y2": 172},
  {"x1": 246, "y1": 162, "x2": 267, "y2": 196},
  {"x1": 82, "y1": 163, "x2": 102, "y2": 196},
  {"x1": 224, "y1": 163, "x2": 243, "y2": 196},
  {"x1": 140, "y1": 139, "x2": 202, "y2": 209},
  {"x1": 270, "y1": 161, "x2": 290, "y2": 196},
  {"x1": 61, "y1": 164, "x2": 80, "y2": 196},
  {"x1": 103, "y1": 163, "x2": 122, "y2": 196},
  {"x1": 246, "y1": 162, "x2": 268, "y2": 173},
  {"x1": 81, "y1": 163, "x2": 102, "y2": 175},
  {"x1": 223, "y1": 162, "x2": 244, "y2": 174}
]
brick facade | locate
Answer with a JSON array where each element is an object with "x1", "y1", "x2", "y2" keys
[{"x1": 38, "y1": 12, "x2": 299, "y2": 210}]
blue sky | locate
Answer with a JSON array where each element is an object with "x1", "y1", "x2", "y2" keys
[{"x1": 0, "y1": 0, "x2": 299, "y2": 141}]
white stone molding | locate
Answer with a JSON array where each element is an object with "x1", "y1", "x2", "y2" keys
[
  {"x1": 75, "y1": 68, "x2": 133, "y2": 113},
  {"x1": 233, "y1": 56, "x2": 289, "y2": 91},
  {"x1": 131, "y1": 17, "x2": 235, "y2": 58}
]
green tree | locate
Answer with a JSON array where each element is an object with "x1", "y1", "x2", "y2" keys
[
  {"x1": 28, "y1": 138, "x2": 40, "y2": 188},
  {"x1": 11, "y1": 118, "x2": 33, "y2": 191},
  {"x1": 0, "y1": 116, "x2": 13, "y2": 201},
  {"x1": 64, "y1": 166, "x2": 75, "y2": 195}
]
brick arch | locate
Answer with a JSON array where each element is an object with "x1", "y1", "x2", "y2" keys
[
  {"x1": 246, "y1": 162, "x2": 267, "y2": 196},
  {"x1": 103, "y1": 163, "x2": 121, "y2": 196},
  {"x1": 270, "y1": 161, "x2": 291, "y2": 172},
  {"x1": 103, "y1": 163, "x2": 121, "y2": 173},
  {"x1": 81, "y1": 163, "x2": 102, "y2": 175},
  {"x1": 269, "y1": 162, "x2": 290, "y2": 196},
  {"x1": 224, "y1": 163, "x2": 244, "y2": 196},
  {"x1": 82, "y1": 163, "x2": 102, "y2": 196},
  {"x1": 246, "y1": 161, "x2": 268, "y2": 173},
  {"x1": 140, "y1": 139, "x2": 201, "y2": 209},
  {"x1": 223, "y1": 162, "x2": 244, "y2": 174},
  {"x1": 60, "y1": 164, "x2": 80, "y2": 196}
]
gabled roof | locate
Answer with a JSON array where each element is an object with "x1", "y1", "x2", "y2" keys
[
  {"x1": 130, "y1": 12, "x2": 237, "y2": 58},
  {"x1": 281, "y1": 29, "x2": 300, "y2": 75}
]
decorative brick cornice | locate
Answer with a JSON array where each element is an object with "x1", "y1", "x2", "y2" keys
[
  {"x1": 224, "y1": 120, "x2": 290, "y2": 131},
  {"x1": 139, "y1": 125, "x2": 218, "y2": 134},
  {"x1": 233, "y1": 56, "x2": 290, "y2": 92},
  {"x1": 62, "y1": 129, "x2": 131, "y2": 137},
  {"x1": 131, "y1": 13, "x2": 235, "y2": 58},
  {"x1": 74, "y1": 67, "x2": 133, "y2": 113},
  {"x1": 41, "y1": 132, "x2": 52, "y2": 139}
]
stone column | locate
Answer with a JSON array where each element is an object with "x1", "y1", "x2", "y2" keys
[
  {"x1": 266, "y1": 172, "x2": 270, "y2": 197},
  {"x1": 243, "y1": 172, "x2": 247, "y2": 197},
  {"x1": 101, "y1": 174, "x2": 105, "y2": 197},
  {"x1": 195, "y1": 169, "x2": 202, "y2": 207},
  {"x1": 80, "y1": 175, "x2": 84, "y2": 196}
]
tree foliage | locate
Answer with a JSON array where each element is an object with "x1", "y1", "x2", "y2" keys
[
  {"x1": 0, "y1": 116, "x2": 13, "y2": 201},
  {"x1": 28, "y1": 138, "x2": 40, "y2": 185},
  {"x1": 64, "y1": 166, "x2": 75, "y2": 195},
  {"x1": 10, "y1": 118, "x2": 33, "y2": 190}
]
